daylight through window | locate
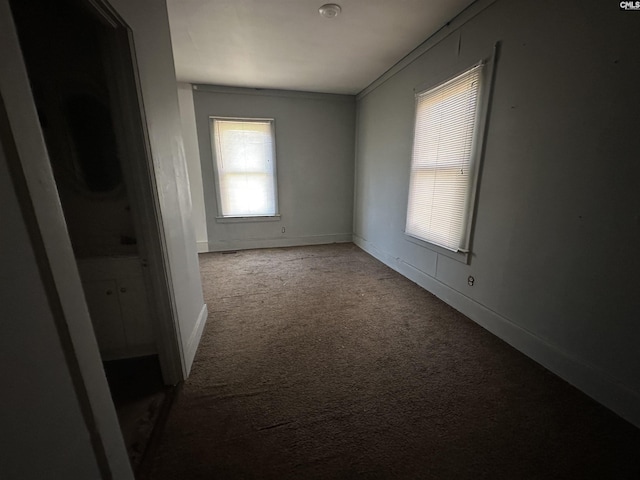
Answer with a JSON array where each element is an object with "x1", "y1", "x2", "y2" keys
[
  {"x1": 405, "y1": 64, "x2": 483, "y2": 252},
  {"x1": 211, "y1": 118, "x2": 278, "y2": 217}
]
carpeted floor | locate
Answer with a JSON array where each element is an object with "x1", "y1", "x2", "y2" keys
[{"x1": 143, "y1": 243, "x2": 640, "y2": 479}]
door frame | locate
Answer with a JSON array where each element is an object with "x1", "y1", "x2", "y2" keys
[
  {"x1": 85, "y1": 0, "x2": 187, "y2": 384},
  {"x1": 0, "y1": 0, "x2": 133, "y2": 477},
  {"x1": 1, "y1": 0, "x2": 187, "y2": 475},
  {"x1": 5, "y1": 0, "x2": 189, "y2": 385}
]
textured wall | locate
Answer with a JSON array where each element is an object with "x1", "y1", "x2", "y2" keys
[{"x1": 354, "y1": 0, "x2": 640, "y2": 426}]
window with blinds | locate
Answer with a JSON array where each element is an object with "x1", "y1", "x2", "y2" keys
[
  {"x1": 405, "y1": 64, "x2": 483, "y2": 252},
  {"x1": 211, "y1": 117, "x2": 278, "y2": 217}
]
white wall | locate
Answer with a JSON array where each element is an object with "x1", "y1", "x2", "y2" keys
[
  {"x1": 193, "y1": 85, "x2": 355, "y2": 251},
  {"x1": 354, "y1": 0, "x2": 640, "y2": 427},
  {"x1": 109, "y1": 0, "x2": 207, "y2": 374},
  {"x1": 177, "y1": 83, "x2": 208, "y2": 253}
]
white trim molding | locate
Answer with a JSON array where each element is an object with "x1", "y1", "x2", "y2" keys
[
  {"x1": 207, "y1": 233, "x2": 353, "y2": 252},
  {"x1": 184, "y1": 303, "x2": 208, "y2": 375}
]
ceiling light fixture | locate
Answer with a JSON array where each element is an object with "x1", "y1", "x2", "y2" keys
[{"x1": 319, "y1": 3, "x2": 341, "y2": 19}]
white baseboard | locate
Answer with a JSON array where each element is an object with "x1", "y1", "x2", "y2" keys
[
  {"x1": 196, "y1": 241, "x2": 209, "y2": 253},
  {"x1": 184, "y1": 303, "x2": 208, "y2": 376},
  {"x1": 353, "y1": 234, "x2": 640, "y2": 429},
  {"x1": 207, "y1": 233, "x2": 352, "y2": 252}
]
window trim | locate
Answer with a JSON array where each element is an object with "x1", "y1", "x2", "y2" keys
[
  {"x1": 209, "y1": 116, "x2": 280, "y2": 220},
  {"x1": 404, "y1": 51, "x2": 497, "y2": 263},
  {"x1": 214, "y1": 214, "x2": 281, "y2": 224}
]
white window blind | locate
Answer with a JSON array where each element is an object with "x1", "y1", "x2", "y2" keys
[
  {"x1": 211, "y1": 118, "x2": 277, "y2": 217},
  {"x1": 406, "y1": 64, "x2": 483, "y2": 251}
]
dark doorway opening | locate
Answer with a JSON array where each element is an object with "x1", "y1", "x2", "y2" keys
[{"x1": 9, "y1": 0, "x2": 170, "y2": 471}]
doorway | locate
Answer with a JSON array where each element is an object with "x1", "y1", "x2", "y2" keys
[{"x1": 8, "y1": 0, "x2": 172, "y2": 469}]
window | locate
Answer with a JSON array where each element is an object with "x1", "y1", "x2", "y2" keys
[
  {"x1": 210, "y1": 117, "x2": 278, "y2": 217},
  {"x1": 405, "y1": 64, "x2": 484, "y2": 252}
]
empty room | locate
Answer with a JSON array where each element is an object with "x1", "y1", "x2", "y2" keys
[{"x1": 1, "y1": 0, "x2": 639, "y2": 479}]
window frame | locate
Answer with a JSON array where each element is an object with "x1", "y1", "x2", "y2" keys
[
  {"x1": 404, "y1": 59, "x2": 493, "y2": 263},
  {"x1": 209, "y1": 116, "x2": 280, "y2": 221}
]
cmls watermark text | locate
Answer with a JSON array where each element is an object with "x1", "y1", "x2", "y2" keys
[{"x1": 620, "y1": 1, "x2": 640, "y2": 10}]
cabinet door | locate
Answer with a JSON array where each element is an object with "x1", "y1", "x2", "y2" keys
[
  {"x1": 83, "y1": 279, "x2": 126, "y2": 355},
  {"x1": 118, "y1": 277, "x2": 155, "y2": 353}
]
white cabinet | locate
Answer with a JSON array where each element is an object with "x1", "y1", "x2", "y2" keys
[{"x1": 77, "y1": 256, "x2": 155, "y2": 360}]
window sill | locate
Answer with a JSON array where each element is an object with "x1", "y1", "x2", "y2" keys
[
  {"x1": 404, "y1": 233, "x2": 470, "y2": 265},
  {"x1": 215, "y1": 215, "x2": 281, "y2": 224}
]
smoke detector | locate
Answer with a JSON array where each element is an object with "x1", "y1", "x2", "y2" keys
[{"x1": 319, "y1": 4, "x2": 341, "y2": 19}]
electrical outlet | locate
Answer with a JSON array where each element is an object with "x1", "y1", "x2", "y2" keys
[{"x1": 467, "y1": 276, "x2": 475, "y2": 286}]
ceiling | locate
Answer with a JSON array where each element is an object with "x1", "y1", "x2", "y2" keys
[{"x1": 166, "y1": 0, "x2": 476, "y2": 95}]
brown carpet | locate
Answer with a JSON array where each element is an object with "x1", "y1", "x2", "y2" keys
[{"x1": 143, "y1": 243, "x2": 640, "y2": 479}]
